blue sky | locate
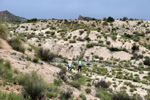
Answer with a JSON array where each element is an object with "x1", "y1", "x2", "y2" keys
[{"x1": 0, "y1": 0, "x2": 150, "y2": 20}]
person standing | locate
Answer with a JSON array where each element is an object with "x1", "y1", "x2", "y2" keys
[
  {"x1": 78, "y1": 58, "x2": 82, "y2": 72},
  {"x1": 68, "y1": 58, "x2": 72, "y2": 71}
]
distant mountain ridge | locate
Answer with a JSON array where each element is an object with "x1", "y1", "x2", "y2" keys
[
  {"x1": 78, "y1": 15, "x2": 96, "y2": 20},
  {"x1": 0, "y1": 10, "x2": 26, "y2": 22}
]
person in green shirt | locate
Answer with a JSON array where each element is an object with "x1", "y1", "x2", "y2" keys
[{"x1": 78, "y1": 58, "x2": 82, "y2": 72}]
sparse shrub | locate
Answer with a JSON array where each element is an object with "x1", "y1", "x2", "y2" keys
[
  {"x1": 21, "y1": 26, "x2": 25, "y2": 28},
  {"x1": 106, "y1": 41, "x2": 111, "y2": 45},
  {"x1": 97, "y1": 67, "x2": 108, "y2": 75},
  {"x1": 77, "y1": 37, "x2": 84, "y2": 41},
  {"x1": 84, "y1": 35, "x2": 91, "y2": 41},
  {"x1": 5, "y1": 60, "x2": 11, "y2": 69},
  {"x1": 0, "y1": 24, "x2": 7, "y2": 40},
  {"x1": 79, "y1": 30, "x2": 84, "y2": 35},
  {"x1": 144, "y1": 58, "x2": 150, "y2": 66},
  {"x1": 45, "y1": 31, "x2": 50, "y2": 34},
  {"x1": 27, "y1": 34, "x2": 34, "y2": 39},
  {"x1": 132, "y1": 44, "x2": 139, "y2": 53},
  {"x1": 46, "y1": 92, "x2": 56, "y2": 98},
  {"x1": 8, "y1": 37, "x2": 25, "y2": 53},
  {"x1": 133, "y1": 76, "x2": 140, "y2": 82},
  {"x1": 94, "y1": 55, "x2": 99, "y2": 59},
  {"x1": 58, "y1": 64, "x2": 67, "y2": 82},
  {"x1": 86, "y1": 43, "x2": 96, "y2": 48},
  {"x1": 69, "y1": 40, "x2": 76, "y2": 43},
  {"x1": 59, "y1": 88, "x2": 73, "y2": 99},
  {"x1": 0, "y1": 90, "x2": 29, "y2": 100},
  {"x1": 37, "y1": 48, "x2": 56, "y2": 61},
  {"x1": 33, "y1": 57, "x2": 39, "y2": 63},
  {"x1": 111, "y1": 35, "x2": 117, "y2": 41},
  {"x1": 107, "y1": 47, "x2": 121, "y2": 52},
  {"x1": 87, "y1": 29, "x2": 91, "y2": 34},
  {"x1": 27, "y1": 18, "x2": 37, "y2": 23},
  {"x1": 72, "y1": 73, "x2": 82, "y2": 80},
  {"x1": 70, "y1": 81, "x2": 81, "y2": 90},
  {"x1": 54, "y1": 78, "x2": 62, "y2": 86},
  {"x1": 123, "y1": 33, "x2": 132, "y2": 38},
  {"x1": 112, "y1": 91, "x2": 141, "y2": 100},
  {"x1": 79, "y1": 94, "x2": 87, "y2": 100},
  {"x1": 97, "y1": 28, "x2": 101, "y2": 32},
  {"x1": 95, "y1": 79, "x2": 110, "y2": 89},
  {"x1": 102, "y1": 21, "x2": 108, "y2": 26},
  {"x1": 103, "y1": 17, "x2": 107, "y2": 21},
  {"x1": 18, "y1": 71, "x2": 46, "y2": 100},
  {"x1": 96, "y1": 88, "x2": 112, "y2": 100},
  {"x1": 0, "y1": 60, "x2": 14, "y2": 81},
  {"x1": 130, "y1": 88, "x2": 136, "y2": 92},
  {"x1": 112, "y1": 91, "x2": 130, "y2": 100},
  {"x1": 145, "y1": 94, "x2": 150, "y2": 100},
  {"x1": 85, "y1": 88, "x2": 91, "y2": 94},
  {"x1": 146, "y1": 30, "x2": 150, "y2": 34}
]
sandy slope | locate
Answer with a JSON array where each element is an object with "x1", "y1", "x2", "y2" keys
[{"x1": 0, "y1": 39, "x2": 99, "y2": 99}]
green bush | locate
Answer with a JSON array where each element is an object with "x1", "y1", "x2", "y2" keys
[
  {"x1": 96, "y1": 88, "x2": 112, "y2": 100},
  {"x1": 112, "y1": 91, "x2": 142, "y2": 100},
  {"x1": 79, "y1": 94, "x2": 87, "y2": 100},
  {"x1": 46, "y1": 92, "x2": 56, "y2": 98},
  {"x1": 27, "y1": 18, "x2": 37, "y2": 23},
  {"x1": 69, "y1": 40, "x2": 76, "y2": 43},
  {"x1": 102, "y1": 21, "x2": 108, "y2": 26},
  {"x1": 53, "y1": 78, "x2": 62, "y2": 86},
  {"x1": 18, "y1": 71, "x2": 46, "y2": 100},
  {"x1": 112, "y1": 91, "x2": 130, "y2": 100},
  {"x1": 107, "y1": 16, "x2": 115, "y2": 22},
  {"x1": 0, "y1": 90, "x2": 30, "y2": 100},
  {"x1": 58, "y1": 65, "x2": 67, "y2": 82},
  {"x1": 0, "y1": 60, "x2": 14, "y2": 81},
  {"x1": 132, "y1": 44, "x2": 139, "y2": 53},
  {"x1": 37, "y1": 48, "x2": 56, "y2": 61},
  {"x1": 84, "y1": 35, "x2": 91, "y2": 41},
  {"x1": 85, "y1": 88, "x2": 91, "y2": 94},
  {"x1": 0, "y1": 24, "x2": 7, "y2": 40},
  {"x1": 79, "y1": 30, "x2": 84, "y2": 35},
  {"x1": 106, "y1": 41, "x2": 111, "y2": 45},
  {"x1": 86, "y1": 43, "x2": 97, "y2": 48},
  {"x1": 32, "y1": 57, "x2": 39, "y2": 63},
  {"x1": 70, "y1": 81, "x2": 81, "y2": 90},
  {"x1": 144, "y1": 58, "x2": 150, "y2": 66},
  {"x1": 59, "y1": 88, "x2": 73, "y2": 99},
  {"x1": 95, "y1": 79, "x2": 110, "y2": 89},
  {"x1": 97, "y1": 67, "x2": 108, "y2": 75},
  {"x1": 8, "y1": 38, "x2": 25, "y2": 53},
  {"x1": 107, "y1": 47, "x2": 121, "y2": 52}
]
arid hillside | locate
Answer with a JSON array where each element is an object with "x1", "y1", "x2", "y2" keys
[{"x1": 0, "y1": 18, "x2": 150, "y2": 100}]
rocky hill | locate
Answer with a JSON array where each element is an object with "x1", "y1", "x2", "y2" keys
[
  {"x1": 0, "y1": 10, "x2": 26, "y2": 22},
  {"x1": 78, "y1": 15, "x2": 96, "y2": 20}
]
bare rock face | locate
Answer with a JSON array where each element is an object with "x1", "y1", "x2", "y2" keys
[{"x1": 0, "y1": 10, "x2": 26, "y2": 22}]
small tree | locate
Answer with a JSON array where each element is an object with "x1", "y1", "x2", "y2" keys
[
  {"x1": 123, "y1": 17, "x2": 128, "y2": 21},
  {"x1": 107, "y1": 17, "x2": 115, "y2": 22}
]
